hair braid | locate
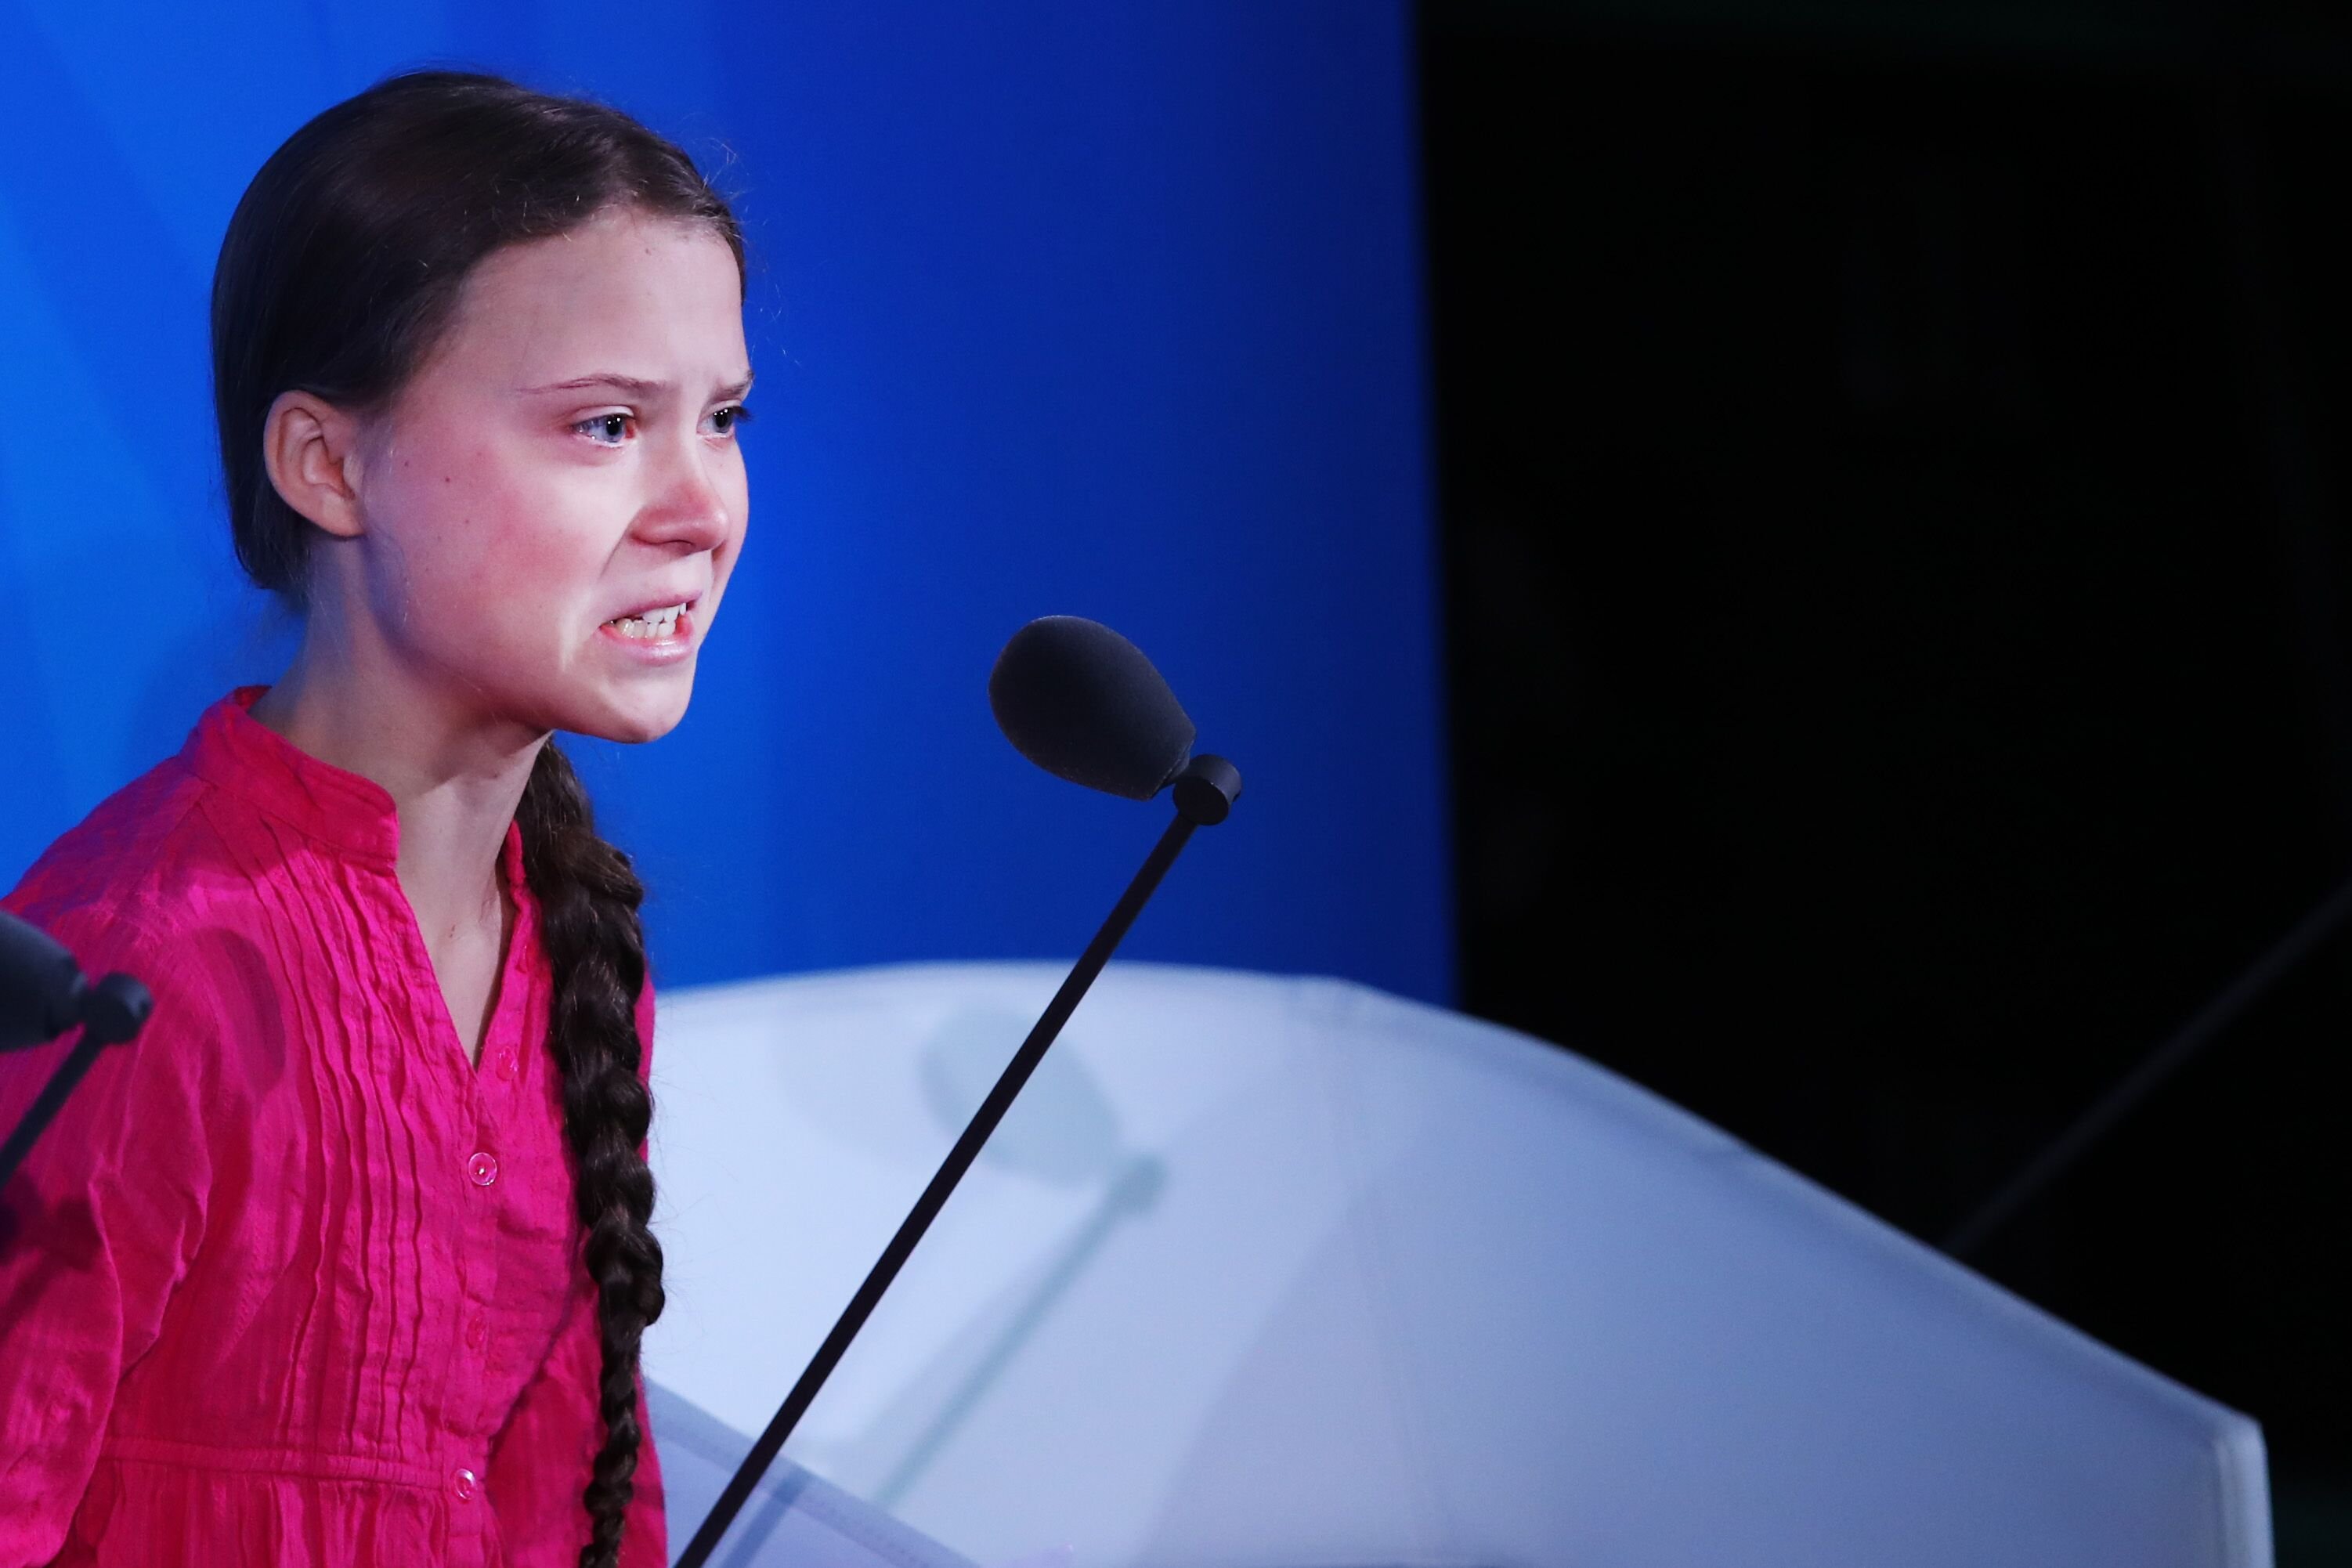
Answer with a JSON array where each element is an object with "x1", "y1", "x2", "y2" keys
[{"x1": 515, "y1": 740, "x2": 664, "y2": 1568}]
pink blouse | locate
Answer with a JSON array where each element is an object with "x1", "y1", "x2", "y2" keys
[{"x1": 0, "y1": 687, "x2": 667, "y2": 1566}]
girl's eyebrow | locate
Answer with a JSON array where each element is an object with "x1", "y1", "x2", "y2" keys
[
  {"x1": 518, "y1": 372, "x2": 662, "y2": 396},
  {"x1": 517, "y1": 370, "x2": 757, "y2": 398}
]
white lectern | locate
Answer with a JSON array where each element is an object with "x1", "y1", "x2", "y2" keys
[{"x1": 644, "y1": 962, "x2": 2271, "y2": 1568}]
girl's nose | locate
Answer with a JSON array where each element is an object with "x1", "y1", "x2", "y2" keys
[{"x1": 638, "y1": 442, "x2": 735, "y2": 551}]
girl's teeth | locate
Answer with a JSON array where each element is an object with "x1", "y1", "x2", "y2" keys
[{"x1": 607, "y1": 606, "x2": 685, "y2": 639}]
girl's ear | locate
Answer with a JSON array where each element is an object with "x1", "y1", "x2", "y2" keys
[{"x1": 262, "y1": 391, "x2": 370, "y2": 540}]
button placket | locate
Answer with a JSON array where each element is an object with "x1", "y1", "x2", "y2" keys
[
  {"x1": 450, "y1": 1091, "x2": 507, "y2": 1455},
  {"x1": 446, "y1": 883, "x2": 529, "y2": 1511}
]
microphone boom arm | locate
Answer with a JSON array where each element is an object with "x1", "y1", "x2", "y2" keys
[{"x1": 677, "y1": 753, "x2": 1241, "y2": 1568}]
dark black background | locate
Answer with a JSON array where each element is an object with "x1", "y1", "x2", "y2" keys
[{"x1": 1421, "y1": 0, "x2": 2352, "y2": 1552}]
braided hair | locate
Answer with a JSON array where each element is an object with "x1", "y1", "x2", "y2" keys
[
  {"x1": 211, "y1": 68, "x2": 744, "y2": 1566},
  {"x1": 515, "y1": 742, "x2": 662, "y2": 1568}
]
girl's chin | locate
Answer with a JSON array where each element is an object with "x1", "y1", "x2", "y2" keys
[
  {"x1": 585, "y1": 707, "x2": 690, "y2": 747},
  {"x1": 557, "y1": 683, "x2": 695, "y2": 746}
]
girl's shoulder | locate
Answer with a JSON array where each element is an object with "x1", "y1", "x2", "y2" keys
[
  {"x1": 2, "y1": 735, "x2": 297, "y2": 1079},
  {"x1": 0, "y1": 750, "x2": 300, "y2": 1133},
  {"x1": 4, "y1": 745, "x2": 223, "y2": 950}
]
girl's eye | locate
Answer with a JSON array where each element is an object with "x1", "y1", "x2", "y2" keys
[
  {"x1": 576, "y1": 412, "x2": 633, "y2": 447},
  {"x1": 706, "y1": 403, "x2": 754, "y2": 437}
]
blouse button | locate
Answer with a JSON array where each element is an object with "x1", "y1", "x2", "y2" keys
[
  {"x1": 453, "y1": 1466, "x2": 477, "y2": 1502},
  {"x1": 495, "y1": 1050, "x2": 518, "y2": 1080},
  {"x1": 465, "y1": 1316, "x2": 487, "y2": 1351},
  {"x1": 467, "y1": 1151, "x2": 499, "y2": 1187}
]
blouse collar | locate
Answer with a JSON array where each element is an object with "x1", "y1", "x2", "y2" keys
[{"x1": 186, "y1": 687, "x2": 530, "y2": 899}]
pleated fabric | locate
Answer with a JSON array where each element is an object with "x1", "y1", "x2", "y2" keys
[{"x1": 0, "y1": 687, "x2": 666, "y2": 1567}]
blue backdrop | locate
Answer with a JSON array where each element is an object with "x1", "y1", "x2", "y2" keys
[{"x1": 0, "y1": 2, "x2": 1451, "y2": 1004}]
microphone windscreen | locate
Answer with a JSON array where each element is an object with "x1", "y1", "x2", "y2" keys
[
  {"x1": 0, "y1": 909, "x2": 84, "y2": 1053},
  {"x1": 990, "y1": 617, "x2": 1197, "y2": 799}
]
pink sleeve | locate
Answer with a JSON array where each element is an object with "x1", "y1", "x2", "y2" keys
[
  {"x1": 0, "y1": 909, "x2": 215, "y2": 1566},
  {"x1": 485, "y1": 979, "x2": 667, "y2": 1568}
]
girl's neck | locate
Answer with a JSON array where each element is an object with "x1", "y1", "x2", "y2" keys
[{"x1": 249, "y1": 627, "x2": 546, "y2": 945}]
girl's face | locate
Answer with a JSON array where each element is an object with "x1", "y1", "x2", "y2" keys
[{"x1": 348, "y1": 206, "x2": 751, "y2": 746}]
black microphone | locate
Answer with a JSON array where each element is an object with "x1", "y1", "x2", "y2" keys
[
  {"x1": 990, "y1": 616, "x2": 1240, "y2": 824},
  {"x1": 990, "y1": 615, "x2": 1197, "y2": 798},
  {"x1": 678, "y1": 616, "x2": 1242, "y2": 1568},
  {"x1": 0, "y1": 909, "x2": 155, "y2": 1197},
  {"x1": 0, "y1": 910, "x2": 89, "y2": 1055}
]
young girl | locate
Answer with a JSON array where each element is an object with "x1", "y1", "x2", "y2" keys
[{"x1": 0, "y1": 70, "x2": 750, "y2": 1566}]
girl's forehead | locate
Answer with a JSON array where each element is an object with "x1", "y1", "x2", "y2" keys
[{"x1": 430, "y1": 214, "x2": 746, "y2": 390}]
